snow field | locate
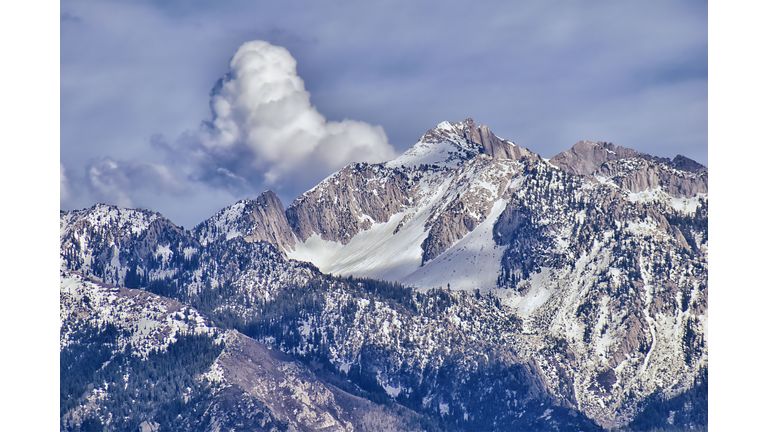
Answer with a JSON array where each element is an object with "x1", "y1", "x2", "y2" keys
[
  {"x1": 288, "y1": 175, "x2": 455, "y2": 281},
  {"x1": 402, "y1": 199, "x2": 509, "y2": 291}
]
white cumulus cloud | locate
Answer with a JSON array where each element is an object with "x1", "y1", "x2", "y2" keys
[{"x1": 201, "y1": 40, "x2": 396, "y2": 187}]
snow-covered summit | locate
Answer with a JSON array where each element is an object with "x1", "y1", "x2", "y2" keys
[
  {"x1": 61, "y1": 117, "x2": 709, "y2": 430},
  {"x1": 60, "y1": 203, "x2": 162, "y2": 239},
  {"x1": 386, "y1": 118, "x2": 533, "y2": 169}
]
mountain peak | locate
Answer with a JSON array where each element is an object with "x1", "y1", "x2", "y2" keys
[
  {"x1": 386, "y1": 119, "x2": 531, "y2": 168},
  {"x1": 194, "y1": 190, "x2": 295, "y2": 249},
  {"x1": 670, "y1": 154, "x2": 707, "y2": 173}
]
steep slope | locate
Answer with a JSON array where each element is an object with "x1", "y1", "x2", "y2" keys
[
  {"x1": 60, "y1": 202, "x2": 319, "y2": 303},
  {"x1": 60, "y1": 268, "x2": 223, "y2": 430},
  {"x1": 60, "y1": 268, "x2": 438, "y2": 432},
  {"x1": 286, "y1": 119, "x2": 538, "y2": 289},
  {"x1": 202, "y1": 329, "x2": 440, "y2": 432},
  {"x1": 483, "y1": 158, "x2": 707, "y2": 428},
  {"x1": 194, "y1": 190, "x2": 296, "y2": 250},
  {"x1": 60, "y1": 204, "x2": 200, "y2": 289}
]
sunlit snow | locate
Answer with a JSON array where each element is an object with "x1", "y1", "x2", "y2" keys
[
  {"x1": 401, "y1": 199, "x2": 508, "y2": 291},
  {"x1": 502, "y1": 267, "x2": 555, "y2": 316},
  {"x1": 288, "y1": 177, "x2": 454, "y2": 282}
]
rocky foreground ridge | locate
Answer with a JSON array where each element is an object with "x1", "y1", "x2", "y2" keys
[{"x1": 60, "y1": 119, "x2": 707, "y2": 431}]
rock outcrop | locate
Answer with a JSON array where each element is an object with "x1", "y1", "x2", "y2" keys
[
  {"x1": 550, "y1": 140, "x2": 708, "y2": 198},
  {"x1": 548, "y1": 140, "x2": 639, "y2": 176},
  {"x1": 286, "y1": 163, "x2": 413, "y2": 244},
  {"x1": 595, "y1": 157, "x2": 708, "y2": 198},
  {"x1": 194, "y1": 190, "x2": 296, "y2": 250},
  {"x1": 421, "y1": 118, "x2": 533, "y2": 161}
]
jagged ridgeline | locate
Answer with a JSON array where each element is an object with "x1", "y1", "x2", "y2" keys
[{"x1": 60, "y1": 119, "x2": 707, "y2": 431}]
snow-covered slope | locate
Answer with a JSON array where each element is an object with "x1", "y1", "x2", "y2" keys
[{"x1": 287, "y1": 118, "x2": 534, "y2": 291}]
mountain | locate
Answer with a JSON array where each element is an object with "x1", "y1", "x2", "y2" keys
[
  {"x1": 60, "y1": 268, "x2": 440, "y2": 431},
  {"x1": 60, "y1": 119, "x2": 707, "y2": 431}
]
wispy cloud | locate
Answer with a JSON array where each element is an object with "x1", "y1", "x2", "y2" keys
[{"x1": 60, "y1": 163, "x2": 71, "y2": 205}]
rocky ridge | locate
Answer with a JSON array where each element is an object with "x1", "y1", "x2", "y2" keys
[
  {"x1": 549, "y1": 139, "x2": 707, "y2": 198},
  {"x1": 194, "y1": 190, "x2": 296, "y2": 250}
]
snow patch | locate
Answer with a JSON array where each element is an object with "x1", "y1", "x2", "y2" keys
[
  {"x1": 183, "y1": 247, "x2": 198, "y2": 259},
  {"x1": 204, "y1": 361, "x2": 225, "y2": 383},
  {"x1": 699, "y1": 313, "x2": 708, "y2": 345},
  {"x1": 627, "y1": 220, "x2": 658, "y2": 236},
  {"x1": 299, "y1": 318, "x2": 313, "y2": 337},
  {"x1": 376, "y1": 371, "x2": 403, "y2": 398},
  {"x1": 669, "y1": 193, "x2": 706, "y2": 214},
  {"x1": 385, "y1": 136, "x2": 477, "y2": 169},
  {"x1": 155, "y1": 244, "x2": 173, "y2": 262},
  {"x1": 503, "y1": 267, "x2": 554, "y2": 316},
  {"x1": 339, "y1": 360, "x2": 353, "y2": 374},
  {"x1": 627, "y1": 186, "x2": 664, "y2": 204},
  {"x1": 439, "y1": 402, "x2": 450, "y2": 415}
]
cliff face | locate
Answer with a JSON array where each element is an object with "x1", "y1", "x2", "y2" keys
[
  {"x1": 194, "y1": 190, "x2": 296, "y2": 250},
  {"x1": 286, "y1": 163, "x2": 413, "y2": 245},
  {"x1": 430, "y1": 117, "x2": 533, "y2": 161},
  {"x1": 593, "y1": 157, "x2": 708, "y2": 198},
  {"x1": 548, "y1": 140, "x2": 639, "y2": 176}
]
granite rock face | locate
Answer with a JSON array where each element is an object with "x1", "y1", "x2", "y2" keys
[
  {"x1": 549, "y1": 140, "x2": 708, "y2": 198},
  {"x1": 286, "y1": 163, "x2": 412, "y2": 244},
  {"x1": 548, "y1": 140, "x2": 639, "y2": 176},
  {"x1": 437, "y1": 117, "x2": 533, "y2": 160},
  {"x1": 194, "y1": 190, "x2": 296, "y2": 250},
  {"x1": 594, "y1": 157, "x2": 708, "y2": 198}
]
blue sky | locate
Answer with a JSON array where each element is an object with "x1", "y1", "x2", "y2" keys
[{"x1": 60, "y1": 0, "x2": 708, "y2": 227}]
